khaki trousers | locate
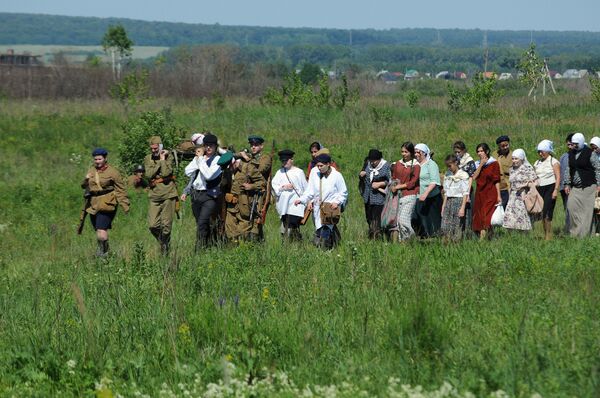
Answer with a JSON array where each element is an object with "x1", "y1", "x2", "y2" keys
[{"x1": 148, "y1": 198, "x2": 176, "y2": 236}]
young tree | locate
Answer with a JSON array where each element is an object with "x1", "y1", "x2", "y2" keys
[
  {"x1": 102, "y1": 24, "x2": 133, "y2": 80},
  {"x1": 518, "y1": 43, "x2": 555, "y2": 101}
]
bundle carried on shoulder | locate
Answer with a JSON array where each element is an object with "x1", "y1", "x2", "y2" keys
[{"x1": 523, "y1": 183, "x2": 543, "y2": 216}]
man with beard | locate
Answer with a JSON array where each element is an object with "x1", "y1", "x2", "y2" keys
[{"x1": 495, "y1": 135, "x2": 512, "y2": 209}]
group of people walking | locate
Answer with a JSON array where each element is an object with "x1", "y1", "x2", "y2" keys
[
  {"x1": 359, "y1": 133, "x2": 600, "y2": 242},
  {"x1": 80, "y1": 131, "x2": 600, "y2": 257},
  {"x1": 80, "y1": 135, "x2": 350, "y2": 256}
]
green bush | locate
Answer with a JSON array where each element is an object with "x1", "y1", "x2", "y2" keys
[
  {"x1": 118, "y1": 109, "x2": 185, "y2": 173},
  {"x1": 110, "y1": 69, "x2": 150, "y2": 112},
  {"x1": 589, "y1": 76, "x2": 600, "y2": 103},
  {"x1": 261, "y1": 72, "x2": 357, "y2": 109},
  {"x1": 405, "y1": 89, "x2": 420, "y2": 109}
]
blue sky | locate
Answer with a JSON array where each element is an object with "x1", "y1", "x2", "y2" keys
[{"x1": 2, "y1": 0, "x2": 599, "y2": 31}]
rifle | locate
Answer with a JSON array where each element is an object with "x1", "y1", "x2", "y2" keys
[
  {"x1": 249, "y1": 192, "x2": 261, "y2": 222},
  {"x1": 77, "y1": 191, "x2": 91, "y2": 235},
  {"x1": 257, "y1": 140, "x2": 275, "y2": 225}
]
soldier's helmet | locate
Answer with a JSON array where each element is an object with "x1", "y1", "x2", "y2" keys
[{"x1": 134, "y1": 164, "x2": 145, "y2": 173}]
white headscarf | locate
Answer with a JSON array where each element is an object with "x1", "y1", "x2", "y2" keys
[
  {"x1": 571, "y1": 133, "x2": 585, "y2": 150},
  {"x1": 191, "y1": 133, "x2": 204, "y2": 146},
  {"x1": 415, "y1": 143, "x2": 431, "y2": 162},
  {"x1": 369, "y1": 159, "x2": 388, "y2": 181},
  {"x1": 536, "y1": 139, "x2": 553, "y2": 153},
  {"x1": 591, "y1": 136, "x2": 600, "y2": 149},
  {"x1": 512, "y1": 148, "x2": 531, "y2": 166}
]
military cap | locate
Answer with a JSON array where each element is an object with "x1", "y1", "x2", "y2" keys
[
  {"x1": 217, "y1": 151, "x2": 234, "y2": 166},
  {"x1": 134, "y1": 164, "x2": 145, "y2": 172},
  {"x1": 248, "y1": 135, "x2": 265, "y2": 145},
  {"x1": 148, "y1": 136, "x2": 162, "y2": 145},
  {"x1": 278, "y1": 149, "x2": 295, "y2": 162},
  {"x1": 496, "y1": 135, "x2": 510, "y2": 144},
  {"x1": 203, "y1": 134, "x2": 218, "y2": 145},
  {"x1": 92, "y1": 147, "x2": 108, "y2": 157}
]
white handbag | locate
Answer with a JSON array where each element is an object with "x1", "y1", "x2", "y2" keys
[{"x1": 490, "y1": 204, "x2": 505, "y2": 226}]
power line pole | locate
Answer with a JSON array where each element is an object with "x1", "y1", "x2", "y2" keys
[{"x1": 483, "y1": 31, "x2": 489, "y2": 73}]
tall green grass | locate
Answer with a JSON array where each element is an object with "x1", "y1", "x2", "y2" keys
[{"x1": 0, "y1": 97, "x2": 599, "y2": 396}]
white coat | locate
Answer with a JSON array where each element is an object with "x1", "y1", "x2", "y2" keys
[{"x1": 271, "y1": 166, "x2": 307, "y2": 218}]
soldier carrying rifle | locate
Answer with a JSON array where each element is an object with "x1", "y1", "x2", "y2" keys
[{"x1": 225, "y1": 135, "x2": 272, "y2": 242}]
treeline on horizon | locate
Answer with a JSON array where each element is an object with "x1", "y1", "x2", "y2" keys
[{"x1": 3, "y1": 12, "x2": 600, "y2": 73}]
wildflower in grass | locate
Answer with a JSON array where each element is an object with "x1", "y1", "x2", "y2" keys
[
  {"x1": 94, "y1": 377, "x2": 115, "y2": 398},
  {"x1": 178, "y1": 323, "x2": 192, "y2": 344},
  {"x1": 66, "y1": 359, "x2": 76, "y2": 375},
  {"x1": 218, "y1": 297, "x2": 226, "y2": 308},
  {"x1": 262, "y1": 287, "x2": 270, "y2": 301}
]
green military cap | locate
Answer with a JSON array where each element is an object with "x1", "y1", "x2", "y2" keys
[
  {"x1": 217, "y1": 151, "x2": 234, "y2": 166},
  {"x1": 148, "y1": 135, "x2": 162, "y2": 145},
  {"x1": 247, "y1": 135, "x2": 264, "y2": 145}
]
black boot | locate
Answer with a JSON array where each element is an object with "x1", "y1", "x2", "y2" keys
[
  {"x1": 290, "y1": 227, "x2": 302, "y2": 241},
  {"x1": 150, "y1": 227, "x2": 161, "y2": 241},
  {"x1": 160, "y1": 233, "x2": 170, "y2": 255},
  {"x1": 96, "y1": 239, "x2": 109, "y2": 258}
]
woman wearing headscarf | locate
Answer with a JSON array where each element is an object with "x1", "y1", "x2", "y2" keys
[
  {"x1": 414, "y1": 143, "x2": 442, "y2": 237},
  {"x1": 306, "y1": 143, "x2": 339, "y2": 178},
  {"x1": 592, "y1": 137, "x2": 600, "y2": 235},
  {"x1": 533, "y1": 140, "x2": 561, "y2": 239},
  {"x1": 563, "y1": 132, "x2": 600, "y2": 237},
  {"x1": 388, "y1": 142, "x2": 420, "y2": 242},
  {"x1": 452, "y1": 141, "x2": 476, "y2": 234},
  {"x1": 472, "y1": 143, "x2": 501, "y2": 239},
  {"x1": 441, "y1": 155, "x2": 471, "y2": 241},
  {"x1": 359, "y1": 149, "x2": 390, "y2": 239},
  {"x1": 502, "y1": 149, "x2": 539, "y2": 231},
  {"x1": 295, "y1": 153, "x2": 348, "y2": 249},
  {"x1": 272, "y1": 149, "x2": 307, "y2": 241},
  {"x1": 81, "y1": 148, "x2": 130, "y2": 257}
]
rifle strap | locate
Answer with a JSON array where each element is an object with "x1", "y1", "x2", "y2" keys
[
  {"x1": 94, "y1": 170, "x2": 101, "y2": 189},
  {"x1": 284, "y1": 169, "x2": 302, "y2": 198}
]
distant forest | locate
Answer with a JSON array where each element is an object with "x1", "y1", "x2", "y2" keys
[{"x1": 2, "y1": 12, "x2": 600, "y2": 73}]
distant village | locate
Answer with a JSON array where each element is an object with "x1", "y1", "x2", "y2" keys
[
  {"x1": 2, "y1": 48, "x2": 600, "y2": 83},
  {"x1": 374, "y1": 69, "x2": 600, "y2": 82}
]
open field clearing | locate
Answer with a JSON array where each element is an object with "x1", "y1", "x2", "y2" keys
[
  {"x1": 0, "y1": 45, "x2": 169, "y2": 63},
  {"x1": 0, "y1": 97, "x2": 599, "y2": 397}
]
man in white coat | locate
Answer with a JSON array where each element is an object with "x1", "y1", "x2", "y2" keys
[
  {"x1": 295, "y1": 153, "x2": 348, "y2": 249},
  {"x1": 271, "y1": 149, "x2": 307, "y2": 241}
]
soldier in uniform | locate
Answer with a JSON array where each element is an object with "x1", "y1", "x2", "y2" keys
[
  {"x1": 225, "y1": 135, "x2": 272, "y2": 242},
  {"x1": 81, "y1": 148, "x2": 130, "y2": 257},
  {"x1": 144, "y1": 136, "x2": 178, "y2": 254},
  {"x1": 127, "y1": 164, "x2": 148, "y2": 191}
]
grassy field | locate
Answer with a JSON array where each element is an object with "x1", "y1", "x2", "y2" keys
[{"x1": 0, "y1": 96, "x2": 599, "y2": 397}]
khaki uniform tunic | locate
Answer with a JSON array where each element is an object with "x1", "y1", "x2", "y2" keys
[
  {"x1": 144, "y1": 154, "x2": 178, "y2": 236},
  {"x1": 225, "y1": 152, "x2": 272, "y2": 240},
  {"x1": 496, "y1": 150, "x2": 512, "y2": 192},
  {"x1": 82, "y1": 165, "x2": 129, "y2": 215}
]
